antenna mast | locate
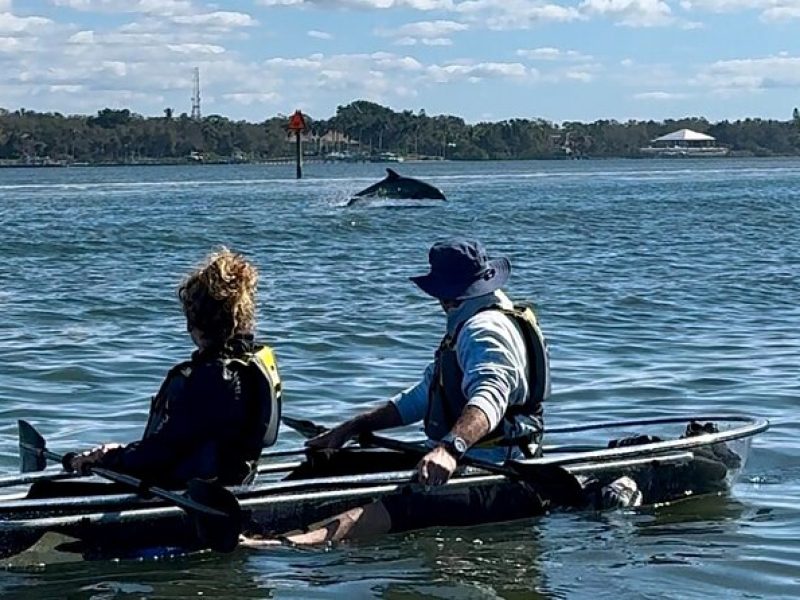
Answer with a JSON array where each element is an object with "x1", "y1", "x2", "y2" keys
[{"x1": 191, "y1": 67, "x2": 201, "y2": 120}]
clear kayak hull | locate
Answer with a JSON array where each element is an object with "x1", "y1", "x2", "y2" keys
[{"x1": 0, "y1": 415, "x2": 768, "y2": 560}]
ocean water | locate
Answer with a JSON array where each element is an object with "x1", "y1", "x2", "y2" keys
[{"x1": 0, "y1": 159, "x2": 797, "y2": 599}]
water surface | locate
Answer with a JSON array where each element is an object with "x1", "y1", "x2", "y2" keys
[{"x1": 0, "y1": 159, "x2": 798, "y2": 598}]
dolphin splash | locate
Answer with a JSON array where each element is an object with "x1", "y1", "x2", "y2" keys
[{"x1": 347, "y1": 169, "x2": 446, "y2": 206}]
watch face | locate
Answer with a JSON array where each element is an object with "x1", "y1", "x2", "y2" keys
[{"x1": 453, "y1": 437, "x2": 468, "y2": 455}]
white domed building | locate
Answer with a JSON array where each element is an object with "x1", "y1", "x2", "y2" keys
[{"x1": 640, "y1": 128, "x2": 729, "y2": 157}]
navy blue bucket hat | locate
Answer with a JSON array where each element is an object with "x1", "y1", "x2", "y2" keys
[{"x1": 410, "y1": 239, "x2": 511, "y2": 301}]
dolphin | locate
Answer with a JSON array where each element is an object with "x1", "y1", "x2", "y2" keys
[{"x1": 347, "y1": 169, "x2": 446, "y2": 206}]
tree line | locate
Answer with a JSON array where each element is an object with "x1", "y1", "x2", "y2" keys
[{"x1": 2, "y1": 101, "x2": 800, "y2": 164}]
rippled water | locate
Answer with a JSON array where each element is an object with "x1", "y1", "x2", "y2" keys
[{"x1": 0, "y1": 159, "x2": 798, "y2": 598}]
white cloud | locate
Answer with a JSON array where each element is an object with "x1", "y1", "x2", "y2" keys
[
  {"x1": 0, "y1": 0, "x2": 11, "y2": 11},
  {"x1": 59, "y1": 11, "x2": 247, "y2": 60},
  {"x1": 634, "y1": 90, "x2": 688, "y2": 99},
  {"x1": 517, "y1": 47, "x2": 560, "y2": 60},
  {"x1": 693, "y1": 55, "x2": 800, "y2": 91},
  {"x1": 0, "y1": 7, "x2": 275, "y2": 116},
  {"x1": 0, "y1": 37, "x2": 20, "y2": 52},
  {"x1": 405, "y1": 0, "x2": 455, "y2": 6},
  {"x1": 68, "y1": 30, "x2": 94, "y2": 44},
  {"x1": 371, "y1": 52, "x2": 426, "y2": 71},
  {"x1": 454, "y1": 1, "x2": 582, "y2": 29},
  {"x1": 308, "y1": 29, "x2": 333, "y2": 39},
  {"x1": 385, "y1": 19, "x2": 468, "y2": 37},
  {"x1": 51, "y1": 0, "x2": 195, "y2": 16},
  {"x1": 517, "y1": 47, "x2": 594, "y2": 61},
  {"x1": 579, "y1": 0, "x2": 674, "y2": 26},
  {"x1": 166, "y1": 43, "x2": 226, "y2": 54},
  {"x1": 260, "y1": 52, "x2": 428, "y2": 100},
  {"x1": 223, "y1": 92, "x2": 281, "y2": 105},
  {"x1": 0, "y1": 12, "x2": 54, "y2": 33},
  {"x1": 52, "y1": 2, "x2": 257, "y2": 29},
  {"x1": 258, "y1": 0, "x2": 453, "y2": 7},
  {"x1": 260, "y1": 51, "x2": 534, "y2": 100},
  {"x1": 426, "y1": 61, "x2": 530, "y2": 83},
  {"x1": 613, "y1": 54, "x2": 800, "y2": 102},
  {"x1": 49, "y1": 84, "x2": 84, "y2": 93},
  {"x1": 679, "y1": 0, "x2": 765, "y2": 10},
  {"x1": 172, "y1": 12, "x2": 257, "y2": 28},
  {"x1": 425, "y1": 37, "x2": 455, "y2": 45},
  {"x1": 265, "y1": 56, "x2": 324, "y2": 69},
  {"x1": 761, "y1": 5, "x2": 800, "y2": 20},
  {"x1": 679, "y1": 0, "x2": 800, "y2": 20},
  {"x1": 101, "y1": 60, "x2": 127, "y2": 77},
  {"x1": 376, "y1": 19, "x2": 468, "y2": 45},
  {"x1": 15, "y1": 0, "x2": 798, "y2": 122},
  {"x1": 395, "y1": 36, "x2": 455, "y2": 45},
  {"x1": 564, "y1": 69, "x2": 595, "y2": 81},
  {"x1": 515, "y1": 47, "x2": 601, "y2": 84}
]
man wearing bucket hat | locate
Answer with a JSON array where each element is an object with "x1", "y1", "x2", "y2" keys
[{"x1": 261, "y1": 239, "x2": 553, "y2": 544}]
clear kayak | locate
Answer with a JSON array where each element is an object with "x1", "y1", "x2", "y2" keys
[{"x1": 0, "y1": 415, "x2": 768, "y2": 561}]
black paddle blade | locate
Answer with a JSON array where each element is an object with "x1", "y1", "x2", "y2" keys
[
  {"x1": 281, "y1": 416, "x2": 328, "y2": 439},
  {"x1": 509, "y1": 462, "x2": 586, "y2": 509},
  {"x1": 18, "y1": 420, "x2": 47, "y2": 473},
  {"x1": 186, "y1": 479, "x2": 242, "y2": 553}
]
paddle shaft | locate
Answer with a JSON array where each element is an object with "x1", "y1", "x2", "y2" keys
[
  {"x1": 4, "y1": 452, "x2": 307, "y2": 491},
  {"x1": 29, "y1": 445, "x2": 229, "y2": 518},
  {"x1": 359, "y1": 432, "x2": 586, "y2": 507},
  {"x1": 362, "y1": 432, "x2": 538, "y2": 480}
]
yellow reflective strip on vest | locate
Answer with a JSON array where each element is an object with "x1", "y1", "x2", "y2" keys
[
  {"x1": 223, "y1": 345, "x2": 281, "y2": 391},
  {"x1": 254, "y1": 346, "x2": 281, "y2": 389}
]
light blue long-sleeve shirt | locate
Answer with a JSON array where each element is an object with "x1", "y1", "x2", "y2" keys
[{"x1": 391, "y1": 290, "x2": 535, "y2": 461}]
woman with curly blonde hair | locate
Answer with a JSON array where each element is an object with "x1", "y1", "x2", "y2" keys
[
  {"x1": 179, "y1": 247, "x2": 259, "y2": 351},
  {"x1": 64, "y1": 247, "x2": 283, "y2": 489}
]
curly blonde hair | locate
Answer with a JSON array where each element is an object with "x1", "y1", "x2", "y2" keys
[{"x1": 178, "y1": 247, "x2": 259, "y2": 347}]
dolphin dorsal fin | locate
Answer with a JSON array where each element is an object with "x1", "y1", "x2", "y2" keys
[{"x1": 385, "y1": 168, "x2": 400, "y2": 180}]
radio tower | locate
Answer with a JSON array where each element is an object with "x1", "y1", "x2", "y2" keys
[{"x1": 191, "y1": 67, "x2": 201, "y2": 120}]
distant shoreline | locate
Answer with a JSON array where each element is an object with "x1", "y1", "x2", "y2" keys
[
  {"x1": 0, "y1": 154, "x2": 780, "y2": 170},
  {"x1": 2, "y1": 149, "x2": 788, "y2": 170},
  {"x1": 4, "y1": 101, "x2": 800, "y2": 164},
  {"x1": 0, "y1": 156, "x2": 453, "y2": 168}
]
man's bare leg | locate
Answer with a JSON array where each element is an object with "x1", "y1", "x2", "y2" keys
[{"x1": 240, "y1": 500, "x2": 393, "y2": 547}]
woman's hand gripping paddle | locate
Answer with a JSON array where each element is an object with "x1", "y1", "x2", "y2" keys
[{"x1": 17, "y1": 419, "x2": 242, "y2": 553}]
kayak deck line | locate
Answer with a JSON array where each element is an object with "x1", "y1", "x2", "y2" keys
[
  {"x1": 544, "y1": 414, "x2": 767, "y2": 435},
  {"x1": 0, "y1": 451, "x2": 695, "y2": 520},
  {"x1": 0, "y1": 445, "x2": 602, "y2": 490},
  {"x1": 521, "y1": 416, "x2": 767, "y2": 468}
]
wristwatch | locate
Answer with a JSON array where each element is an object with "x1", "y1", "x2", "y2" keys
[{"x1": 439, "y1": 433, "x2": 468, "y2": 460}]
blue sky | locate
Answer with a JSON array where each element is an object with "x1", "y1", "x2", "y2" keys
[{"x1": 1, "y1": 0, "x2": 799, "y2": 123}]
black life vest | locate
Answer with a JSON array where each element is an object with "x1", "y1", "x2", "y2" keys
[
  {"x1": 144, "y1": 344, "x2": 282, "y2": 472},
  {"x1": 424, "y1": 304, "x2": 549, "y2": 449}
]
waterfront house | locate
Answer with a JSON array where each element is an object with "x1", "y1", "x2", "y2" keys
[{"x1": 640, "y1": 128, "x2": 729, "y2": 157}]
